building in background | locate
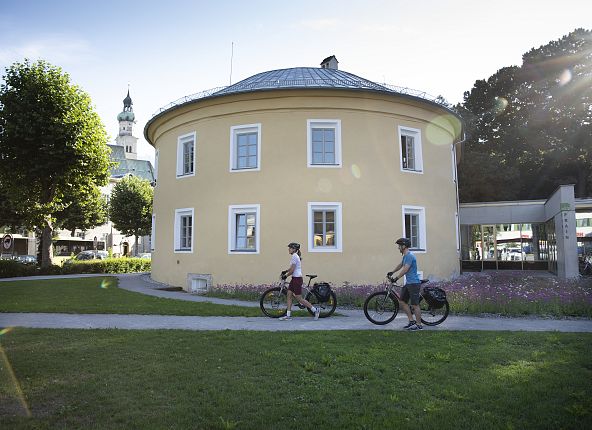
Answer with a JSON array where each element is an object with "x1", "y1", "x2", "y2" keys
[
  {"x1": 145, "y1": 56, "x2": 463, "y2": 291},
  {"x1": 54, "y1": 90, "x2": 154, "y2": 258}
]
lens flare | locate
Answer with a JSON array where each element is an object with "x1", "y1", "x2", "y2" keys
[
  {"x1": 0, "y1": 327, "x2": 14, "y2": 336},
  {"x1": 493, "y1": 96, "x2": 508, "y2": 115},
  {"x1": 0, "y1": 341, "x2": 32, "y2": 417},
  {"x1": 99, "y1": 279, "x2": 110, "y2": 289},
  {"x1": 558, "y1": 69, "x2": 572, "y2": 87},
  {"x1": 426, "y1": 114, "x2": 463, "y2": 145},
  {"x1": 351, "y1": 164, "x2": 361, "y2": 179}
]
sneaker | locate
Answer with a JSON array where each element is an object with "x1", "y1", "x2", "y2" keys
[
  {"x1": 314, "y1": 307, "x2": 321, "y2": 320},
  {"x1": 278, "y1": 315, "x2": 292, "y2": 321},
  {"x1": 403, "y1": 321, "x2": 416, "y2": 329},
  {"x1": 409, "y1": 324, "x2": 423, "y2": 331}
]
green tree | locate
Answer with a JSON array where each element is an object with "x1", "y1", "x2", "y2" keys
[
  {"x1": 109, "y1": 175, "x2": 153, "y2": 256},
  {"x1": 458, "y1": 28, "x2": 592, "y2": 201},
  {"x1": 0, "y1": 60, "x2": 111, "y2": 267},
  {"x1": 56, "y1": 186, "x2": 108, "y2": 236}
]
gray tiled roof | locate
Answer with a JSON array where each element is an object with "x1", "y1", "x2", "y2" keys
[
  {"x1": 108, "y1": 144, "x2": 155, "y2": 183},
  {"x1": 213, "y1": 67, "x2": 390, "y2": 96}
]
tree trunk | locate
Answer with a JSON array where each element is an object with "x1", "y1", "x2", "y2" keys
[
  {"x1": 41, "y1": 217, "x2": 54, "y2": 268},
  {"x1": 134, "y1": 234, "x2": 139, "y2": 257}
]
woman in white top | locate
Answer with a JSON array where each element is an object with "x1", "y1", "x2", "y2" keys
[{"x1": 279, "y1": 242, "x2": 320, "y2": 320}]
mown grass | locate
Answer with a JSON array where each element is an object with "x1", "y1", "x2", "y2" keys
[
  {"x1": 0, "y1": 277, "x2": 261, "y2": 317},
  {"x1": 1, "y1": 329, "x2": 591, "y2": 429}
]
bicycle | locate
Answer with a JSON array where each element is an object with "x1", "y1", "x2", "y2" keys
[
  {"x1": 259, "y1": 274, "x2": 337, "y2": 318},
  {"x1": 363, "y1": 275, "x2": 449, "y2": 326}
]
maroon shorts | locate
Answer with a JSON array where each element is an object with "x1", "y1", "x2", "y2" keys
[{"x1": 288, "y1": 277, "x2": 303, "y2": 295}]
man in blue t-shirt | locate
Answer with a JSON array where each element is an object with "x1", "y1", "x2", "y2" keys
[{"x1": 387, "y1": 237, "x2": 423, "y2": 330}]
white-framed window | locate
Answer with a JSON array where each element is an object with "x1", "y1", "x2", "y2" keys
[
  {"x1": 151, "y1": 214, "x2": 156, "y2": 251},
  {"x1": 228, "y1": 204, "x2": 260, "y2": 254},
  {"x1": 308, "y1": 202, "x2": 342, "y2": 252},
  {"x1": 230, "y1": 124, "x2": 261, "y2": 172},
  {"x1": 176, "y1": 132, "x2": 196, "y2": 178},
  {"x1": 398, "y1": 126, "x2": 423, "y2": 174},
  {"x1": 174, "y1": 208, "x2": 194, "y2": 253},
  {"x1": 307, "y1": 120, "x2": 342, "y2": 168},
  {"x1": 402, "y1": 205, "x2": 426, "y2": 252}
]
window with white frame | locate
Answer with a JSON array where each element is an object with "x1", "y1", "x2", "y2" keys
[
  {"x1": 307, "y1": 120, "x2": 341, "y2": 167},
  {"x1": 308, "y1": 202, "x2": 342, "y2": 252},
  {"x1": 398, "y1": 126, "x2": 423, "y2": 173},
  {"x1": 230, "y1": 124, "x2": 261, "y2": 171},
  {"x1": 402, "y1": 205, "x2": 426, "y2": 252},
  {"x1": 228, "y1": 205, "x2": 260, "y2": 253},
  {"x1": 174, "y1": 208, "x2": 194, "y2": 253},
  {"x1": 176, "y1": 132, "x2": 196, "y2": 178}
]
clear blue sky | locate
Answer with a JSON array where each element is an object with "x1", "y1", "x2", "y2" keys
[{"x1": 1, "y1": 0, "x2": 590, "y2": 162}]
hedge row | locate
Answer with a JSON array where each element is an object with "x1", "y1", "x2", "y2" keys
[{"x1": 0, "y1": 258, "x2": 151, "y2": 278}]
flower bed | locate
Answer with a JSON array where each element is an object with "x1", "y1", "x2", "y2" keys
[{"x1": 206, "y1": 271, "x2": 592, "y2": 317}]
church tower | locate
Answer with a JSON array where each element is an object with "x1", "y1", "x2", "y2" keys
[{"x1": 115, "y1": 89, "x2": 138, "y2": 159}]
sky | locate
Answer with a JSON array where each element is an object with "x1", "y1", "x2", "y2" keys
[{"x1": 1, "y1": 0, "x2": 591, "y2": 163}]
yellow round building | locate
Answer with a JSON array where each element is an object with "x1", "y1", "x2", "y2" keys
[{"x1": 145, "y1": 58, "x2": 463, "y2": 291}]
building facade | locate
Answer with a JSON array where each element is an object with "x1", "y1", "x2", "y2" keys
[
  {"x1": 145, "y1": 58, "x2": 463, "y2": 291},
  {"x1": 54, "y1": 90, "x2": 154, "y2": 258},
  {"x1": 459, "y1": 184, "x2": 591, "y2": 279}
]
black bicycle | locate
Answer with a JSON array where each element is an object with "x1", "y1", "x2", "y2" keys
[
  {"x1": 363, "y1": 275, "x2": 449, "y2": 326},
  {"x1": 259, "y1": 274, "x2": 337, "y2": 318}
]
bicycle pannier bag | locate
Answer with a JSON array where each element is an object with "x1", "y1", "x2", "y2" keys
[
  {"x1": 314, "y1": 282, "x2": 332, "y2": 302},
  {"x1": 422, "y1": 286, "x2": 447, "y2": 309}
]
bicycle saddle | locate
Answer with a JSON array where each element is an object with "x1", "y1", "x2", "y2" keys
[{"x1": 306, "y1": 274, "x2": 318, "y2": 279}]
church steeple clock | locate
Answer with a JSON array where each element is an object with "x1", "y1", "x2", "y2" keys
[{"x1": 115, "y1": 88, "x2": 138, "y2": 159}]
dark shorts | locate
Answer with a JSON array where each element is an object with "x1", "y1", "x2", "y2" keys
[
  {"x1": 401, "y1": 283, "x2": 421, "y2": 305},
  {"x1": 288, "y1": 277, "x2": 303, "y2": 295}
]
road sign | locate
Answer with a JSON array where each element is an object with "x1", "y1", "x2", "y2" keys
[{"x1": 2, "y1": 234, "x2": 13, "y2": 251}]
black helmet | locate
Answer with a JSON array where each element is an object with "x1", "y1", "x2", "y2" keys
[
  {"x1": 288, "y1": 242, "x2": 300, "y2": 250},
  {"x1": 395, "y1": 238, "x2": 411, "y2": 248}
]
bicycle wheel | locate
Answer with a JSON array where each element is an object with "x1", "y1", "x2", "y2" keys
[
  {"x1": 259, "y1": 286, "x2": 288, "y2": 318},
  {"x1": 363, "y1": 292, "x2": 399, "y2": 325},
  {"x1": 305, "y1": 290, "x2": 337, "y2": 318},
  {"x1": 419, "y1": 298, "x2": 449, "y2": 326}
]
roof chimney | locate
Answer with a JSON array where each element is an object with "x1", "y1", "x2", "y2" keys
[{"x1": 320, "y1": 55, "x2": 339, "y2": 70}]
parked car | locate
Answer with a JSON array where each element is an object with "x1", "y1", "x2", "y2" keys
[
  {"x1": 138, "y1": 253, "x2": 151, "y2": 259},
  {"x1": 16, "y1": 255, "x2": 37, "y2": 264},
  {"x1": 64, "y1": 250, "x2": 109, "y2": 265}
]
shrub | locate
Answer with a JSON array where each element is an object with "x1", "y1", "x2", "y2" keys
[
  {"x1": 0, "y1": 260, "x2": 63, "y2": 278},
  {"x1": 61, "y1": 258, "x2": 151, "y2": 275}
]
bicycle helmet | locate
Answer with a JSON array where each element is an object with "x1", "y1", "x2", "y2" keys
[
  {"x1": 395, "y1": 237, "x2": 411, "y2": 248},
  {"x1": 287, "y1": 242, "x2": 300, "y2": 250}
]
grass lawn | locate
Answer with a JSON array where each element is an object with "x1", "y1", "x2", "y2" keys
[
  {"x1": 0, "y1": 277, "x2": 262, "y2": 317},
  {"x1": 1, "y1": 329, "x2": 591, "y2": 429}
]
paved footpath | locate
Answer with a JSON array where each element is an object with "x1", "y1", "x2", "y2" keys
[{"x1": 1, "y1": 273, "x2": 591, "y2": 333}]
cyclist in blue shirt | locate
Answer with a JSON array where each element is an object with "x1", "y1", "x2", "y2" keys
[{"x1": 388, "y1": 237, "x2": 423, "y2": 330}]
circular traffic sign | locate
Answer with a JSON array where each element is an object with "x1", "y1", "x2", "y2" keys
[{"x1": 2, "y1": 234, "x2": 13, "y2": 250}]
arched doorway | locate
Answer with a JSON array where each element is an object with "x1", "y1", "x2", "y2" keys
[{"x1": 122, "y1": 242, "x2": 129, "y2": 256}]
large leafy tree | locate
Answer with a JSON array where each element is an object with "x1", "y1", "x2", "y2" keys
[
  {"x1": 458, "y1": 28, "x2": 592, "y2": 201},
  {"x1": 0, "y1": 60, "x2": 111, "y2": 267},
  {"x1": 56, "y1": 186, "x2": 108, "y2": 236},
  {"x1": 109, "y1": 175, "x2": 153, "y2": 256}
]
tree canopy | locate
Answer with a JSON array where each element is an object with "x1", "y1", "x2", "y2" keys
[
  {"x1": 458, "y1": 28, "x2": 592, "y2": 202},
  {"x1": 0, "y1": 60, "x2": 111, "y2": 266},
  {"x1": 109, "y1": 175, "x2": 153, "y2": 255}
]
